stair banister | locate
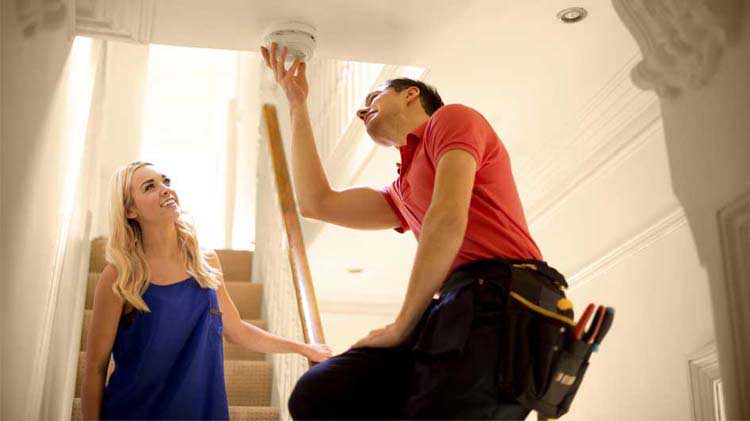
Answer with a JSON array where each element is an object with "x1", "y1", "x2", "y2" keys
[{"x1": 261, "y1": 104, "x2": 326, "y2": 364}]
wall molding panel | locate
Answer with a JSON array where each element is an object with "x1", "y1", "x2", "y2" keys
[
  {"x1": 74, "y1": 0, "x2": 154, "y2": 43},
  {"x1": 568, "y1": 207, "x2": 687, "y2": 291},
  {"x1": 611, "y1": 0, "x2": 743, "y2": 99},
  {"x1": 717, "y1": 190, "x2": 750, "y2": 413},
  {"x1": 688, "y1": 342, "x2": 724, "y2": 421}
]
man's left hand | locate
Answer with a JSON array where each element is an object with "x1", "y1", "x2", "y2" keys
[{"x1": 351, "y1": 323, "x2": 408, "y2": 349}]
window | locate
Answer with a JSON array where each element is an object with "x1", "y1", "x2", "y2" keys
[{"x1": 141, "y1": 44, "x2": 239, "y2": 249}]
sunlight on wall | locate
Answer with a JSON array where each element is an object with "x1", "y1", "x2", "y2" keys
[
  {"x1": 141, "y1": 44, "x2": 238, "y2": 249},
  {"x1": 61, "y1": 36, "x2": 95, "y2": 242}
]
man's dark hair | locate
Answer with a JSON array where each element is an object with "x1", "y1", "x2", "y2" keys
[{"x1": 385, "y1": 78, "x2": 444, "y2": 116}]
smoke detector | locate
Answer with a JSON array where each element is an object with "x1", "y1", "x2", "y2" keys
[{"x1": 262, "y1": 21, "x2": 317, "y2": 63}]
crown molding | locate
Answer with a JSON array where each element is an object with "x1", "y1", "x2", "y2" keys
[
  {"x1": 568, "y1": 207, "x2": 687, "y2": 291},
  {"x1": 717, "y1": 189, "x2": 750, "y2": 415},
  {"x1": 74, "y1": 0, "x2": 154, "y2": 44},
  {"x1": 612, "y1": 0, "x2": 744, "y2": 99},
  {"x1": 516, "y1": 53, "x2": 662, "y2": 226},
  {"x1": 529, "y1": 101, "x2": 662, "y2": 227}
]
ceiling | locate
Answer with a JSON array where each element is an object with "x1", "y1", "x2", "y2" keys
[
  {"x1": 150, "y1": 0, "x2": 638, "y2": 160},
  {"x1": 146, "y1": 0, "x2": 643, "y2": 305}
]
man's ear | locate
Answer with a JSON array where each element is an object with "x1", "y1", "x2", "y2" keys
[{"x1": 406, "y1": 86, "x2": 421, "y2": 103}]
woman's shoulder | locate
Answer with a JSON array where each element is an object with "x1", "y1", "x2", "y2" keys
[
  {"x1": 201, "y1": 248, "x2": 222, "y2": 271},
  {"x1": 93, "y1": 264, "x2": 132, "y2": 313},
  {"x1": 98, "y1": 263, "x2": 119, "y2": 286}
]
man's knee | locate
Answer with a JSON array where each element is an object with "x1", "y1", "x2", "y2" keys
[
  {"x1": 288, "y1": 348, "x2": 404, "y2": 419},
  {"x1": 288, "y1": 364, "x2": 333, "y2": 420}
]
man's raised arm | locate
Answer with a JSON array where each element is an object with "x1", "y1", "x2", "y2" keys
[{"x1": 260, "y1": 43, "x2": 401, "y2": 230}]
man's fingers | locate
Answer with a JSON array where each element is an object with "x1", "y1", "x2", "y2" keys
[
  {"x1": 287, "y1": 58, "x2": 301, "y2": 79},
  {"x1": 269, "y1": 42, "x2": 278, "y2": 70},
  {"x1": 279, "y1": 46, "x2": 288, "y2": 69},
  {"x1": 260, "y1": 46, "x2": 271, "y2": 69}
]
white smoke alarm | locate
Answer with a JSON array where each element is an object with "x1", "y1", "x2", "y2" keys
[{"x1": 262, "y1": 21, "x2": 317, "y2": 63}]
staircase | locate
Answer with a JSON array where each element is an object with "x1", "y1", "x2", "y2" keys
[{"x1": 71, "y1": 237, "x2": 280, "y2": 420}]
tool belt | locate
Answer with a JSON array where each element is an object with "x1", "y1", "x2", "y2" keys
[{"x1": 443, "y1": 258, "x2": 601, "y2": 420}]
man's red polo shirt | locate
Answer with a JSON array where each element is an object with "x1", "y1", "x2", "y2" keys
[{"x1": 380, "y1": 104, "x2": 543, "y2": 274}]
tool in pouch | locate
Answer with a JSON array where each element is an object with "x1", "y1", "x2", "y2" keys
[{"x1": 499, "y1": 263, "x2": 615, "y2": 420}]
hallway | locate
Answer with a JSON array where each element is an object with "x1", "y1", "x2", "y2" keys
[{"x1": 2, "y1": 1, "x2": 748, "y2": 420}]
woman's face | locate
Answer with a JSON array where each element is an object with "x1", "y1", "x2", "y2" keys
[{"x1": 127, "y1": 165, "x2": 181, "y2": 224}]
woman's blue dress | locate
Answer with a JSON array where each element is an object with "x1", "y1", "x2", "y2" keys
[{"x1": 101, "y1": 276, "x2": 229, "y2": 420}]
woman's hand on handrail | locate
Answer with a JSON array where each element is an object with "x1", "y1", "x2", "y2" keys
[{"x1": 300, "y1": 342, "x2": 333, "y2": 363}]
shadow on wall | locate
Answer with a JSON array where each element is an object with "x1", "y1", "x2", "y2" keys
[
  {"x1": 613, "y1": 0, "x2": 750, "y2": 417},
  {"x1": 13, "y1": 0, "x2": 68, "y2": 38}
]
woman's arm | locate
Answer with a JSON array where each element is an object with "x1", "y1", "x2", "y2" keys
[
  {"x1": 81, "y1": 265, "x2": 124, "y2": 420},
  {"x1": 206, "y1": 251, "x2": 332, "y2": 362}
]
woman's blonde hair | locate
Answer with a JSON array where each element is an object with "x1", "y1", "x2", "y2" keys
[{"x1": 106, "y1": 161, "x2": 220, "y2": 312}]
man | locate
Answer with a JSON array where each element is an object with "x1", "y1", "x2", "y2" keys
[{"x1": 260, "y1": 43, "x2": 556, "y2": 420}]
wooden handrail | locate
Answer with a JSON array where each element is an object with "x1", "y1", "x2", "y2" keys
[{"x1": 262, "y1": 104, "x2": 326, "y2": 363}]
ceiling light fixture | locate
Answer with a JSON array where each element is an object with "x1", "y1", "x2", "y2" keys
[{"x1": 557, "y1": 7, "x2": 588, "y2": 24}]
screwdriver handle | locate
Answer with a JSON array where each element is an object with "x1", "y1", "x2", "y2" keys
[{"x1": 592, "y1": 307, "x2": 615, "y2": 351}]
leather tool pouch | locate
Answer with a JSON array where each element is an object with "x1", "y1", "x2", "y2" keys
[{"x1": 496, "y1": 265, "x2": 592, "y2": 419}]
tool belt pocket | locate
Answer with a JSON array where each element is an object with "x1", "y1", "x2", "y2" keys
[{"x1": 497, "y1": 267, "x2": 590, "y2": 419}]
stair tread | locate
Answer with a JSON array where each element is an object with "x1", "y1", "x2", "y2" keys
[
  {"x1": 70, "y1": 397, "x2": 279, "y2": 420},
  {"x1": 215, "y1": 249, "x2": 253, "y2": 283}
]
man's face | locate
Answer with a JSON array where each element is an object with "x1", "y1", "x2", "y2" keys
[{"x1": 356, "y1": 86, "x2": 403, "y2": 146}]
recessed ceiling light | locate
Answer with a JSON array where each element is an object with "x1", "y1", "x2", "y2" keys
[
  {"x1": 346, "y1": 267, "x2": 364, "y2": 274},
  {"x1": 557, "y1": 7, "x2": 588, "y2": 24}
]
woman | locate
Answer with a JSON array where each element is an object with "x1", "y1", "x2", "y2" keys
[{"x1": 81, "y1": 161, "x2": 331, "y2": 420}]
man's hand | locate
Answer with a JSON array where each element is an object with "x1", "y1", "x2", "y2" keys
[
  {"x1": 351, "y1": 323, "x2": 409, "y2": 349},
  {"x1": 260, "y1": 43, "x2": 309, "y2": 106}
]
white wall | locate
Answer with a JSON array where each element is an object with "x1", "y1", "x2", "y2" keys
[
  {"x1": 531, "y1": 119, "x2": 715, "y2": 419},
  {"x1": 0, "y1": 2, "x2": 4, "y2": 416},
  {"x1": 0, "y1": 2, "x2": 101, "y2": 418},
  {"x1": 228, "y1": 52, "x2": 262, "y2": 250},
  {"x1": 90, "y1": 41, "x2": 150, "y2": 238},
  {"x1": 564, "y1": 224, "x2": 713, "y2": 419}
]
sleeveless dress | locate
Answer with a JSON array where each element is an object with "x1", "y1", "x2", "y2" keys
[{"x1": 101, "y1": 276, "x2": 229, "y2": 420}]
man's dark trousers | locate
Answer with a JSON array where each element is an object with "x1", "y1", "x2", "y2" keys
[{"x1": 288, "y1": 259, "x2": 538, "y2": 420}]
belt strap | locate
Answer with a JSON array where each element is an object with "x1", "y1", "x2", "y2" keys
[{"x1": 441, "y1": 257, "x2": 568, "y2": 297}]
